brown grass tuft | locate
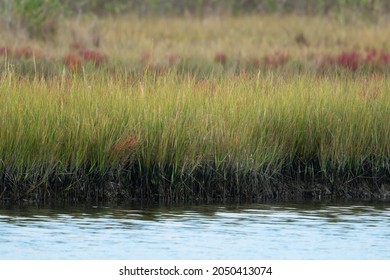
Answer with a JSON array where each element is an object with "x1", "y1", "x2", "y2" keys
[
  {"x1": 112, "y1": 135, "x2": 140, "y2": 153},
  {"x1": 63, "y1": 53, "x2": 83, "y2": 70}
]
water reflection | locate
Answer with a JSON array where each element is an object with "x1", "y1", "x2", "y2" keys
[{"x1": 0, "y1": 203, "x2": 389, "y2": 259}]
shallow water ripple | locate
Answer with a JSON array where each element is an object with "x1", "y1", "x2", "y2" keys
[{"x1": 0, "y1": 203, "x2": 389, "y2": 259}]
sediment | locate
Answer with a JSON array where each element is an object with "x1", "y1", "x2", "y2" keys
[{"x1": 1, "y1": 164, "x2": 389, "y2": 205}]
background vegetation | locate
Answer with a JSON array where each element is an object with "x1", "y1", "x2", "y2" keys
[
  {"x1": 48, "y1": 0, "x2": 390, "y2": 16},
  {"x1": 0, "y1": 0, "x2": 389, "y2": 40}
]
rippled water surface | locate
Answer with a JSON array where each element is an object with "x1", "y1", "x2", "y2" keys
[{"x1": 0, "y1": 203, "x2": 389, "y2": 259}]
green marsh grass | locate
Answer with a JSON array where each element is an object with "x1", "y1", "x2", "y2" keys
[{"x1": 0, "y1": 69, "x2": 389, "y2": 203}]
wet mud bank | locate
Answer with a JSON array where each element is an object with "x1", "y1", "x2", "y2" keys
[{"x1": 1, "y1": 165, "x2": 389, "y2": 205}]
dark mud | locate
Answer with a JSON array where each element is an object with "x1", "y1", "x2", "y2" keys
[{"x1": 1, "y1": 164, "x2": 389, "y2": 206}]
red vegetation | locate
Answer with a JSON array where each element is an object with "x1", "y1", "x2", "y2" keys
[
  {"x1": 364, "y1": 48, "x2": 390, "y2": 67},
  {"x1": 215, "y1": 52, "x2": 227, "y2": 64},
  {"x1": 0, "y1": 46, "x2": 12, "y2": 56},
  {"x1": 14, "y1": 47, "x2": 44, "y2": 59},
  {"x1": 69, "y1": 42, "x2": 84, "y2": 51},
  {"x1": 112, "y1": 135, "x2": 140, "y2": 153},
  {"x1": 365, "y1": 48, "x2": 378, "y2": 63},
  {"x1": 15, "y1": 46, "x2": 34, "y2": 59},
  {"x1": 315, "y1": 48, "x2": 390, "y2": 71},
  {"x1": 315, "y1": 54, "x2": 336, "y2": 70},
  {"x1": 63, "y1": 53, "x2": 82, "y2": 70},
  {"x1": 1, "y1": 42, "x2": 389, "y2": 74},
  {"x1": 78, "y1": 48, "x2": 108, "y2": 65},
  {"x1": 336, "y1": 51, "x2": 360, "y2": 71},
  {"x1": 263, "y1": 51, "x2": 290, "y2": 67},
  {"x1": 62, "y1": 48, "x2": 108, "y2": 69}
]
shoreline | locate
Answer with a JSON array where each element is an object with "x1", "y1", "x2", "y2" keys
[{"x1": 1, "y1": 165, "x2": 389, "y2": 205}]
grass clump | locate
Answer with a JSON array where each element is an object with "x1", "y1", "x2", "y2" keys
[{"x1": 0, "y1": 70, "x2": 389, "y2": 203}]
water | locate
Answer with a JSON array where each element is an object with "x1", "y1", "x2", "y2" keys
[{"x1": 0, "y1": 203, "x2": 389, "y2": 259}]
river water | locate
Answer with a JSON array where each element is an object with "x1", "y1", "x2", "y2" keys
[{"x1": 0, "y1": 202, "x2": 389, "y2": 259}]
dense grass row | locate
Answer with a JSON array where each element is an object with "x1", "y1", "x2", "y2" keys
[{"x1": 0, "y1": 69, "x2": 389, "y2": 203}]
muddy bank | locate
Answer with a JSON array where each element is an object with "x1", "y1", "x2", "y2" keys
[{"x1": 1, "y1": 166, "x2": 389, "y2": 205}]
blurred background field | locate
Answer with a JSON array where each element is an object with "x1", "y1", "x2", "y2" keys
[{"x1": 1, "y1": 0, "x2": 390, "y2": 76}]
